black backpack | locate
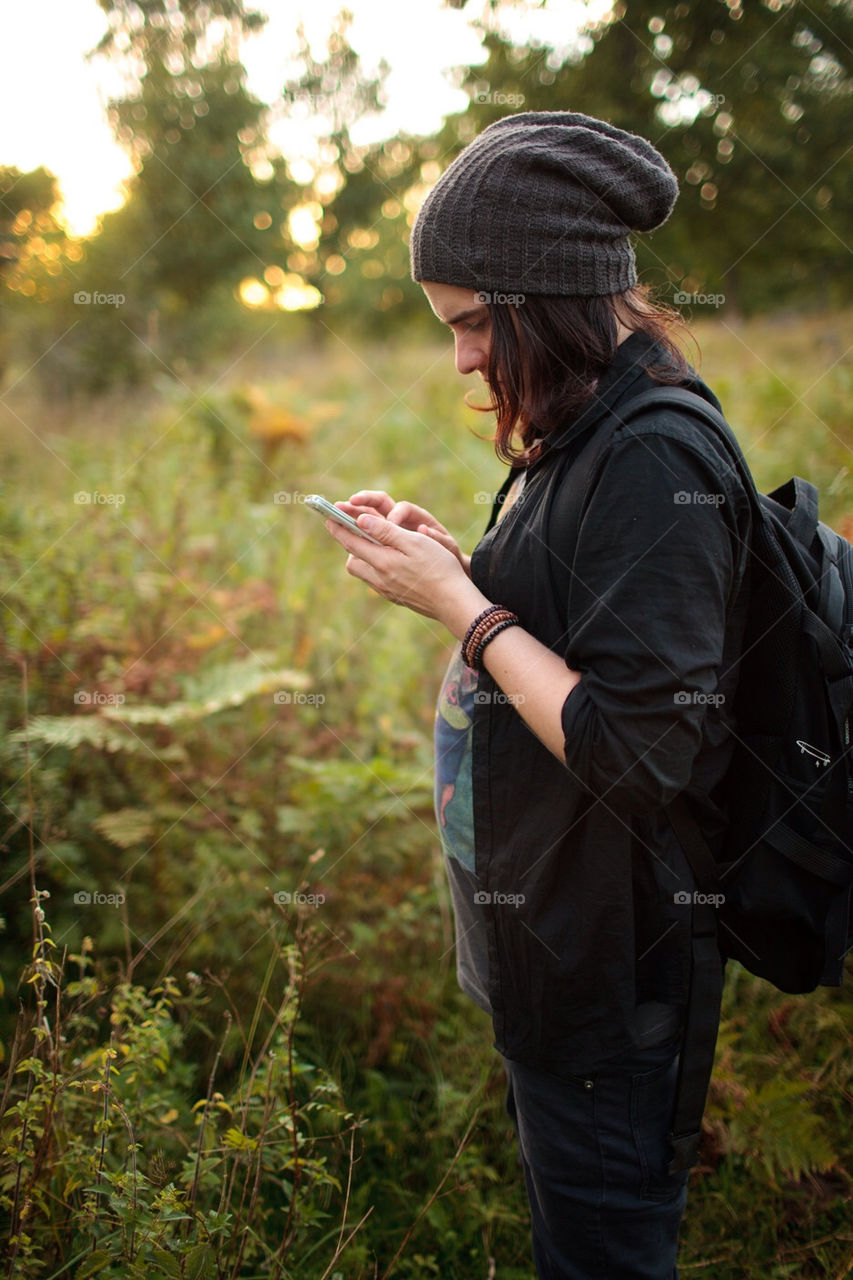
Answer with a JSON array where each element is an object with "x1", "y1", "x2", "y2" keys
[{"x1": 564, "y1": 386, "x2": 853, "y2": 1174}]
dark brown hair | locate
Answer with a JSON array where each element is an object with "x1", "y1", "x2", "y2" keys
[{"x1": 466, "y1": 284, "x2": 697, "y2": 466}]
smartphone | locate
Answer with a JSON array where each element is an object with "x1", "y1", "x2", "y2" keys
[{"x1": 303, "y1": 494, "x2": 383, "y2": 545}]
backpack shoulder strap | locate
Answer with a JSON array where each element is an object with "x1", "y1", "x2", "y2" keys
[{"x1": 556, "y1": 384, "x2": 761, "y2": 568}]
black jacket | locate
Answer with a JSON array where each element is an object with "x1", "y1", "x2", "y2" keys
[{"x1": 468, "y1": 330, "x2": 753, "y2": 1073}]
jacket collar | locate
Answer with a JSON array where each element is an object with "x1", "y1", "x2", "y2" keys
[
  {"x1": 485, "y1": 329, "x2": 722, "y2": 531},
  {"x1": 537, "y1": 330, "x2": 664, "y2": 456}
]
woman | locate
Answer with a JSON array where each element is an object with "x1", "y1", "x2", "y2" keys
[{"x1": 323, "y1": 111, "x2": 753, "y2": 1279}]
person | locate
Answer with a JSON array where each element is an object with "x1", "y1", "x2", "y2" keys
[{"x1": 321, "y1": 111, "x2": 753, "y2": 1279}]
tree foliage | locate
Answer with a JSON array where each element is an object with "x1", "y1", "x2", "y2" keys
[
  {"x1": 3, "y1": 0, "x2": 851, "y2": 396},
  {"x1": 427, "y1": 0, "x2": 853, "y2": 312},
  {"x1": 90, "y1": 0, "x2": 287, "y2": 308}
]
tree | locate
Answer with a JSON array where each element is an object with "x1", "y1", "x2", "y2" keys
[
  {"x1": 89, "y1": 0, "x2": 290, "y2": 310},
  {"x1": 0, "y1": 166, "x2": 64, "y2": 292},
  {"x1": 0, "y1": 166, "x2": 75, "y2": 382},
  {"x1": 271, "y1": 11, "x2": 414, "y2": 334}
]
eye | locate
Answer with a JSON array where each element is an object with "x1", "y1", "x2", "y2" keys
[{"x1": 456, "y1": 314, "x2": 489, "y2": 335}]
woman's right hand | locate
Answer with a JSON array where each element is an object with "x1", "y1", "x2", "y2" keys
[{"x1": 334, "y1": 490, "x2": 472, "y2": 577}]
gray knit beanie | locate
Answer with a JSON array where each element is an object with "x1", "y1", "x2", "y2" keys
[{"x1": 410, "y1": 111, "x2": 678, "y2": 297}]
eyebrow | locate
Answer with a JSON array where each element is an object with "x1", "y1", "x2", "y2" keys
[{"x1": 439, "y1": 305, "x2": 487, "y2": 327}]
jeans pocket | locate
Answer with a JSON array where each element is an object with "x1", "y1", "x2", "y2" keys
[{"x1": 629, "y1": 1049, "x2": 688, "y2": 1201}]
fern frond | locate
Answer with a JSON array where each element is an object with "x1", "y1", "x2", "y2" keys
[
  {"x1": 105, "y1": 655, "x2": 310, "y2": 726},
  {"x1": 10, "y1": 716, "x2": 150, "y2": 755},
  {"x1": 92, "y1": 808, "x2": 157, "y2": 849}
]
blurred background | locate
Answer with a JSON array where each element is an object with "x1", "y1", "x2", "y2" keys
[{"x1": 1, "y1": 2, "x2": 852, "y2": 1277}]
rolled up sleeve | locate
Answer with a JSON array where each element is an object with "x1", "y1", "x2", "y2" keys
[{"x1": 560, "y1": 429, "x2": 743, "y2": 814}]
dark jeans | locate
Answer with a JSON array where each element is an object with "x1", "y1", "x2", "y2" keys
[{"x1": 503, "y1": 1033, "x2": 688, "y2": 1280}]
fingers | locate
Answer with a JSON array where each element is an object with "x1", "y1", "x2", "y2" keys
[
  {"x1": 345, "y1": 490, "x2": 395, "y2": 516},
  {"x1": 334, "y1": 500, "x2": 376, "y2": 519},
  {"x1": 388, "y1": 500, "x2": 447, "y2": 532},
  {"x1": 420, "y1": 525, "x2": 457, "y2": 554},
  {"x1": 343, "y1": 492, "x2": 448, "y2": 535}
]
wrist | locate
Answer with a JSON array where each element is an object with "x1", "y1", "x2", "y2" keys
[{"x1": 438, "y1": 579, "x2": 493, "y2": 642}]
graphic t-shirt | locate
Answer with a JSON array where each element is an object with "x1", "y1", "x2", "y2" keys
[{"x1": 434, "y1": 472, "x2": 527, "y2": 1012}]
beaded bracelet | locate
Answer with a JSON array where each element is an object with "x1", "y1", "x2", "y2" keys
[
  {"x1": 461, "y1": 609, "x2": 514, "y2": 670},
  {"x1": 471, "y1": 616, "x2": 520, "y2": 671},
  {"x1": 463, "y1": 609, "x2": 516, "y2": 667},
  {"x1": 461, "y1": 605, "x2": 510, "y2": 666}
]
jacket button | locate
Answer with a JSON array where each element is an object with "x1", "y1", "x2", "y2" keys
[{"x1": 584, "y1": 1080, "x2": 594, "y2": 1091}]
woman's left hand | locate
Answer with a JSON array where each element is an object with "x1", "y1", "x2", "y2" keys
[{"x1": 323, "y1": 512, "x2": 485, "y2": 632}]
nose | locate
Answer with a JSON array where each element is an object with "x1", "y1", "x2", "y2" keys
[{"x1": 454, "y1": 331, "x2": 488, "y2": 379}]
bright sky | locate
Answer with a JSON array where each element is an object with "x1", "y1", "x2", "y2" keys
[{"x1": 0, "y1": 0, "x2": 602, "y2": 235}]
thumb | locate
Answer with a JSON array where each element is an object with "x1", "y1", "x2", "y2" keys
[{"x1": 357, "y1": 512, "x2": 402, "y2": 544}]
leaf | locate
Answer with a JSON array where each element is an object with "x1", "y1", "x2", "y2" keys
[
  {"x1": 103, "y1": 655, "x2": 311, "y2": 725},
  {"x1": 93, "y1": 808, "x2": 156, "y2": 849},
  {"x1": 76, "y1": 1250, "x2": 113, "y2": 1278},
  {"x1": 183, "y1": 1242, "x2": 214, "y2": 1280},
  {"x1": 222, "y1": 1127, "x2": 258, "y2": 1151},
  {"x1": 151, "y1": 1249, "x2": 180, "y2": 1279},
  {"x1": 727, "y1": 1076, "x2": 838, "y2": 1181},
  {"x1": 275, "y1": 805, "x2": 305, "y2": 835},
  {"x1": 9, "y1": 716, "x2": 147, "y2": 755}
]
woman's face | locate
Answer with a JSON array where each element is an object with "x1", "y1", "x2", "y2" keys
[{"x1": 420, "y1": 281, "x2": 492, "y2": 380}]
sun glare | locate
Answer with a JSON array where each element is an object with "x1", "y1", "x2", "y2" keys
[
  {"x1": 1, "y1": 0, "x2": 599, "y2": 240},
  {"x1": 238, "y1": 273, "x2": 322, "y2": 311}
]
